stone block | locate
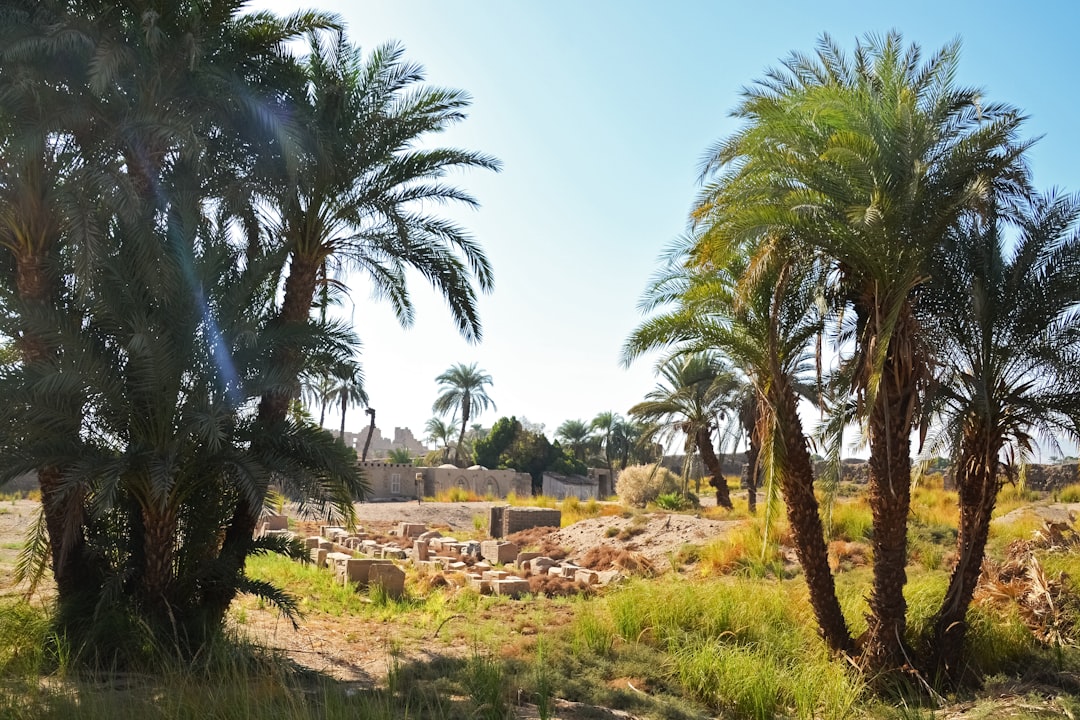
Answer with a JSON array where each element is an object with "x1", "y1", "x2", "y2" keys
[
  {"x1": 382, "y1": 548, "x2": 407, "y2": 560},
  {"x1": 397, "y1": 522, "x2": 427, "y2": 538},
  {"x1": 492, "y1": 578, "x2": 530, "y2": 598},
  {"x1": 263, "y1": 515, "x2": 289, "y2": 531},
  {"x1": 482, "y1": 570, "x2": 510, "y2": 583},
  {"x1": 305, "y1": 536, "x2": 323, "y2": 550},
  {"x1": 413, "y1": 540, "x2": 430, "y2": 561},
  {"x1": 318, "y1": 540, "x2": 334, "y2": 551},
  {"x1": 341, "y1": 558, "x2": 388, "y2": 585},
  {"x1": 418, "y1": 530, "x2": 442, "y2": 541},
  {"x1": 448, "y1": 561, "x2": 468, "y2": 571},
  {"x1": 311, "y1": 548, "x2": 328, "y2": 568},
  {"x1": 575, "y1": 569, "x2": 599, "y2": 585},
  {"x1": 369, "y1": 563, "x2": 406, "y2": 599},
  {"x1": 481, "y1": 540, "x2": 519, "y2": 565},
  {"x1": 597, "y1": 570, "x2": 623, "y2": 586},
  {"x1": 516, "y1": 552, "x2": 541, "y2": 568},
  {"x1": 467, "y1": 574, "x2": 490, "y2": 594}
]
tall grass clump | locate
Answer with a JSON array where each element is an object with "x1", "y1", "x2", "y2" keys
[
  {"x1": 605, "y1": 579, "x2": 861, "y2": 718},
  {"x1": 698, "y1": 522, "x2": 783, "y2": 577},
  {"x1": 826, "y1": 498, "x2": 874, "y2": 542}
]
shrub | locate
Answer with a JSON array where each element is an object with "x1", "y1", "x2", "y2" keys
[{"x1": 616, "y1": 464, "x2": 679, "y2": 507}]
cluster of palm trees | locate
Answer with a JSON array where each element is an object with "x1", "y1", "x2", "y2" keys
[
  {"x1": 554, "y1": 413, "x2": 657, "y2": 494},
  {"x1": 0, "y1": 2, "x2": 493, "y2": 659},
  {"x1": 626, "y1": 33, "x2": 1080, "y2": 683}
]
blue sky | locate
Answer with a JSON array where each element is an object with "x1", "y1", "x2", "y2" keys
[{"x1": 250, "y1": 0, "x2": 1080, "y2": 451}]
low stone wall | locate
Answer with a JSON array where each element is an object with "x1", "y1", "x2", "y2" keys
[{"x1": 488, "y1": 506, "x2": 562, "y2": 539}]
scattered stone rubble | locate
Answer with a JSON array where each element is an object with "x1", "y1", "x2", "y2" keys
[{"x1": 259, "y1": 510, "x2": 626, "y2": 600}]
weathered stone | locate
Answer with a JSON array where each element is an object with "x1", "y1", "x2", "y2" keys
[
  {"x1": 413, "y1": 540, "x2": 429, "y2": 561},
  {"x1": 382, "y1": 548, "x2": 407, "y2": 560},
  {"x1": 305, "y1": 536, "x2": 323, "y2": 550},
  {"x1": 311, "y1": 548, "x2": 328, "y2": 568},
  {"x1": 417, "y1": 530, "x2": 443, "y2": 541},
  {"x1": 318, "y1": 540, "x2": 334, "y2": 551},
  {"x1": 342, "y1": 558, "x2": 388, "y2": 585},
  {"x1": 369, "y1": 563, "x2": 406, "y2": 599},
  {"x1": 397, "y1": 522, "x2": 427, "y2": 538},
  {"x1": 467, "y1": 574, "x2": 490, "y2": 594},
  {"x1": 575, "y1": 569, "x2": 599, "y2": 585},
  {"x1": 516, "y1": 552, "x2": 541, "y2": 568},
  {"x1": 263, "y1": 515, "x2": 289, "y2": 531},
  {"x1": 492, "y1": 578, "x2": 530, "y2": 598},
  {"x1": 482, "y1": 570, "x2": 510, "y2": 583},
  {"x1": 481, "y1": 540, "x2": 519, "y2": 565},
  {"x1": 597, "y1": 570, "x2": 623, "y2": 586},
  {"x1": 448, "y1": 561, "x2": 468, "y2": 571}
]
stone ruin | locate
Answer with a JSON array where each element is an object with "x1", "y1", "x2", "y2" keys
[{"x1": 257, "y1": 507, "x2": 624, "y2": 601}]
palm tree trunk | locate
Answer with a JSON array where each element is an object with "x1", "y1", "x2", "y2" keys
[
  {"x1": 745, "y1": 416, "x2": 761, "y2": 514},
  {"x1": 773, "y1": 379, "x2": 854, "y2": 653},
  {"x1": 697, "y1": 427, "x2": 733, "y2": 509},
  {"x1": 339, "y1": 395, "x2": 347, "y2": 442},
  {"x1": 206, "y1": 251, "x2": 324, "y2": 628},
  {"x1": 141, "y1": 505, "x2": 177, "y2": 610},
  {"x1": 456, "y1": 396, "x2": 470, "y2": 466},
  {"x1": 931, "y1": 426, "x2": 999, "y2": 683},
  {"x1": 864, "y1": 345, "x2": 918, "y2": 672},
  {"x1": 15, "y1": 251, "x2": 90, "y2": 600},
  {"x1": 361, "y1": 409, "x2": 376, "y2": 461}
]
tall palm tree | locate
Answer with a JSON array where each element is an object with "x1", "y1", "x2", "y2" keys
[
  {"x1": 693, "y1": 33, "x2": 1029, "y2": 670},
  {"x1": 432, "y1": 362, "x2": 495, "y2": 465},
  {"x1": 629, "y1": 353, "x2": 739, "y2": 507},
  {"x1": 330, "y1": 361, "x2": 368, "y2": 442},
  {"x1": 625, "y1": 240, "x2": 854, "y2": 654},
  {"x1": 920, "y1": 193, "x2": 1080, "y2": 681},
  {"x1": 555, "y1": 419, "x2": 592, "y2": 463},
  {"x1": 302, "y1": 372, "x2": 337, "y2": 426},
  {"x1": 259, "y1": 33, "x2": 499, "y2": 428},
  {"x1": 425, "y1": 417, "x2": 459, "y2": 464}
]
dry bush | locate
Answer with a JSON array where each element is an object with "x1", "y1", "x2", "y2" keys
[
  {"x1": 579, "y1": 546, "x2": 656, "y2": 576},
  {"x1": 616, "y1": 464, "x2": 679, "y2": 507},
  {"x1": 506, "y1": 526, "x2": 559, "y2": 547},
  {"x1": 413, "y1": 572, "x2": 450, "y2": 594},
  {"x1": 528, "y1": 574, "x2": 587, "y2": 597},
  {"x1": 827, "y1": 540, "x2": 871, "y2": 572}
]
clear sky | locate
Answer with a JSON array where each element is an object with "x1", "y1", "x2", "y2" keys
[{"x1": 248, "y1": 0, "x2": 1080, "y2": 448}]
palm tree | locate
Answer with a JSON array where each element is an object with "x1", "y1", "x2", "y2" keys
[
  {"x1": 555, "y1": 419, "x2": 592, "y2": 463},
  {"x1": 693, "y1": 33, "x2": 1029, "y2": 670},
  {"x1": 625, "y1": 240, "x2": 854, "y2": 654},
  {"x1": 0, "y1": 209, "x2": 365, "y2": 653},
  {"x1": 259, "y1": 33, "x2": 499, "y2": 428},
  {"x1": 0, "y1": 0, "x2": 335, "y2": 615},
  {"x1": 330, "y1": 361, "x2": 368, "y2": 443},
  {"x1": 920, "y1": 193, "x2": 1080, "y2": 682},
  {"x1": 432, "y1": 362, "x2": 496, "y2": 465},
  {"x1": 425, "y1": 417, "x2": 459, "y2": 464},
  {"x1": 302, "y1": 373, "x2": 338, "y2": 426},
  {"x1": 629, "y1": 353, "x2": 739, "y2": 507}
]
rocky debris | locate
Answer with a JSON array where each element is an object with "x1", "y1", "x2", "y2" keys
[{"x1": 282, "y1": 515, "x2": 629, "y2": 600}]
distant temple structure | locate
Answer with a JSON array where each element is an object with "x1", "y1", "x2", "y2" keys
[{"x1": 334, "y1": 425, "x2": 427, "y2": 459}]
